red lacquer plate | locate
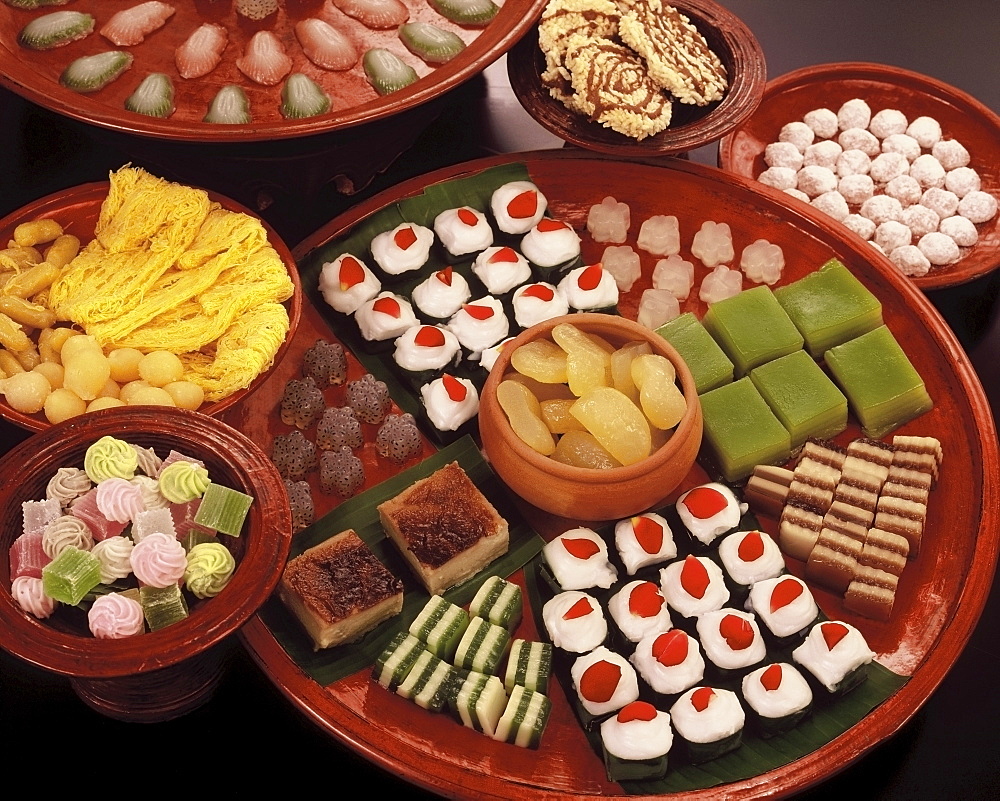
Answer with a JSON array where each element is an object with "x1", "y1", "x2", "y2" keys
[
  {"x1": 0, "y1": 181, "x2": 302, "y2": 433},
  {"x1": 506, "y1": 0, "x2": 766, "y2": 156},
  {"x1": 239, "y1": 150, "x2": 999, "y2": 798},
  {"x1": 717, "y1": 62, "x2": 1000, "y2": 290},
  {"x1": 0, "y1": 0, "x2": 546, "y2": 142}
]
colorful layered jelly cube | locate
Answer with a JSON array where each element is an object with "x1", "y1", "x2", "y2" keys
[
  {"x1": 702, "y1": 286, "x2": 804, "y2": 377},
  {"x1": 700, "y1": 377, "x2": 792, "y2": 482},
  {"x1": 749, "y1": 350, "x2": 848, "y2": 448},
  {"x1": 193, "y1": 483, "x2": 253, "y2": 537},
  {"x1": 773, "y1": 259, "x2": 883, "y2": 358},
  {"x1": 823, "y1": 325, "x2": 933, "y2": 438},
  {"x1": 656, "y1": 312, "x2": 734, "y2": 394}
]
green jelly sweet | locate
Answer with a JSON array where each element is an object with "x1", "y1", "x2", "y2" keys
[
  {"x1": 823, "y1": 325, "x2": 933, "y2": 438},
  {"x1": 656, "y1": 312, "x2": 734, "y2": 393},
  {"x1": 41, "y1": 546, "x2": 101, "y2": 606},
  {"x1": 774, "y1": 258, "x2": 883, "y2": 358},
  {"x1": 140, "y1": 584, "x2": 189, "y2": 631},
  {"x1": 702, "y1": 286, "x2": 804, "y2": 377},
  {"x1": 749, "y1": 349, "x2": 848, "y2": 448},
  {"x1": 193, "y1": 483, "x2": 253, "y2": 537},
  {"x1": 700, "y1": 377, "x2": 792, "y2": 482}
]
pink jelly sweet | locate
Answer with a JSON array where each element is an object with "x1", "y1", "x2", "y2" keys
[
  {"x1": 70, "y1": 488, "x2": 128, "y2": 541},
  {"x1": 9, "y1": 532, "x2": 50, "y2": 579}
]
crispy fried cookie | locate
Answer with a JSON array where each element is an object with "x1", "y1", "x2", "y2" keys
[
  {"x1": 538, "y1": 0, "x2": 620, "y2": 87},
  {"x1": 618, "y1": 0, "x2": 727, "y2": 105},
  {"x1": 563, "y1": 35, "x2": 673, "y2": 140}
]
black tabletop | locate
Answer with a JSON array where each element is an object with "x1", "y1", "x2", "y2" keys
[{"x1": 1, "y1": 0, "x2": 998, "y2": 797}]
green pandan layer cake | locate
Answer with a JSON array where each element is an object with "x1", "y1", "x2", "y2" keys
[
  {"x1": 749, "y1": 349, "x2": 848, "y2": 448},
  {"x1": 700, "y1": 377, "x2": 792, "y2": 482},
  {"x1": 656, "y1": 312, "x2": 734, "y2": 394},
  {"x1": 702, "y1": 286, "x2": 804, "y2": 377},
  {"x1": 823, "y1": 325, "x2": 933, "y2": 438},
  {"x1": 773, "y1": 259, "x2": 883, "y2": 358}
]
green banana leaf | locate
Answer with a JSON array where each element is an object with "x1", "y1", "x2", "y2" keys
[{"x1": 258, "y1": 435, "x2": 545, "y2": 686}]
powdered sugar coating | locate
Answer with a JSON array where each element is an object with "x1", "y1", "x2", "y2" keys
[
  {"x1": 958, "y1": 190, "x2": 998, "y2": 223},
  {"x1": 778, "y1": 121, "x2": 813, "y2": 152},
  {"x1": 909, "y1": 154, "x2": 947, "y2": 189},
  {"x1": 918, "y1": 232, "x2": 961, "y2": 265},
  {"x1": 758, "y1": 166, "x2": 798, "y2": 191},
  {"x1": 939, "y1": 215, "x2": 979, "y2": 247},
  {"x1": 901, "y1": 204, "x2": 940, "y2": 238},
  {"x1": 869, "y1": 152, "x2": 909, "y2": 184},
  {"x1": 860, "y1": 195, "x2": 903, "y2": 225},
  {"x1": 944, "y1": 166, "x2": 981, "y2": 198},
  {"x1": 931, "y1": 138, "x2": 970, "y2": 170},
  {"x1": 838, "y1": 127, "x2": 879, "y2": 157},
  {"x1": 874, "y1": 220, "x2": 912, "y2": 252},
  {"x1": 803, "y1": 140, "x2": 842, "y2": 169},
  {"x1": 796, "y1": 165, "x2": 837, "y2": 198},
  {"x1": 838, "y1": 174, "x2": 874, "y2": 206},
  {"x1": 764, "y1": 141, "x2": 804, "y2": 171},
  {"x1": 906, "y1": 116, "x2": 942, "y2": 149},
  {"x1": 884, "y1": 175, "x2": 922, "y2": 206},
  {"x1": 803, "y1": 107, "x2": 838, "y2": 138},
  {"x1": 881, "y1": 133, "x2": 921, "y2": 162},
  {"x1": 837, "y1": 98, "x2": 871, "y2": 131},
  {"x1": 836, "y1": 149, "x2": 871, "y2": 178},
  {"x1": 889, "y1": 245, "x2": 931, "y2": 277},
  {"x1": 811, "y1": 191, "x2": 849, "y2": 221},
  {"x1": 842, "y1": 213, "x2": 876, "y2": 241},
  {"x1": 920, "y1": 187, "x2": 960, "y2": 219},
  {"x1": 868, "y1": 108, "x2": 907, "y2": 138}
]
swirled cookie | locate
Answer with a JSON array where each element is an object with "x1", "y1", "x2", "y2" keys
[
  {"x1": 617, "y1": 0, "x2": 727, "y2": 106},
  {"x1": 564, "y1": 36, "x2": 673, "y2": 139}
]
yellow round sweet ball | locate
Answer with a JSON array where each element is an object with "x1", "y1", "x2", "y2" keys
[
  {"x1": 43, "y1": 387, "x2": 87, "y2": 424},
  {"x1": 32, "y1": 361, "x2": 64, "y2": 390},
  {"x1": 127, "y1": 386, "x2": 176, "y2": 407},
  {"x1": 59, "y1": 333, "x2": 103, "y2": 363},
  {"x1": 162, "y1": 380, "x2": 205, "y2": 410},
  {"x1": 107, "y1": 347, "x2": 144, "y2": 384},
  {"x1": 1, "y1": 371, "x2": 51, "y2": 414},
  {"x1": 86, "y1": 396, "x2": 127, "y2": 412},
  {"x1": 118, "y1": 380, "x2": 151, "y2": 405},
  {"x1": 137, "y1": 351, "x2": 185, "y2": 387},
  {"x1": 98, "y1": 377, "x2": 121, "y2": 399}
]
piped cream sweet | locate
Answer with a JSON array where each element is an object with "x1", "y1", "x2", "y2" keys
[
  {"x1": 614, "y1": 512, "x2": 677, "y2": 575},
  {"x1": 512, "y1": 282, "x2": 569, "y2": 328},
  {"x1": 473, "y1": 246, "x2": 532, "y2": 295},
  {"x1": 318, "y1": 253, "x2": 381, "y2": 314},
  {"x1": 355, "y1": 292, "x2": 418, "y2": 341},
  {"x1": 542, "y1": 590, "x2": 607, "y2": 653},
  {"x1": 434, "y1": 206, "x2": 494, "y2": 256},
  {"x1": 411, "y1": 266, "x2": 471, "y2": 319},
  {"x1": 420, "y1": 373, "x2": 479, "y2": 431},
  {"x1": 543, "y1": 526, "x2": 618, "y2": 590},
  {"x1": 447, "y1": 297, "x2": 510, "y2": 356},
  {"x1": 558, "y1": 263, "x2": 619, "y2": 310},
  {"x1": 392, "y1": 324, "x2": 461, "y2": 372},
  {"x1": 607, "y1": 579, "x2": 671, "y2": 643},
  {"x1": 370, "y1": 222, "x2": 434, "y2": 275},
  {"x1": 491, "y1": 180, "x2": 547, "y2": 234},
  {"x1": 88, "y1": 592, "x2": 145, "y2": 638},
  {"x1": 676, "y1": 483, "x2": 746, "y2": 546},
  {"x1": 631, "y1": 628, "x2": 705, "y2": 695}
]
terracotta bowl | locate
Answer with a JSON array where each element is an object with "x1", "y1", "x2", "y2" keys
[
  {"x1": 478, "y1": 313, "x2": 703, "y2": 521},
  {"x1": 717, "y1": 62, "x2": 1000, "y2": 290},
  {"x1": 0, "y1": 406, "x2": 292, "y2": 722},
  {"x1": 0, "y1": 180, "x2": 302, "y2": 433},
  {"x1": 506, "y1": 0, "x2": 766, "y2": 156},
  {"x1": 0, "y1": 0, "x2": 547, "y2": 142}
]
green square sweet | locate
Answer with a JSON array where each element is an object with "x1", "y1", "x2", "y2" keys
[
  {"x1": 773, "y1": 258, "x2": 883, "y2": 358},
  {"x1": 700, "y1": 377, "x2": 792, "y2": 482},
  {"x1": 749, "y1": 350, "x2": 848, "y2": 448},
  {"x1": 702, "y1": 286, "x2": 804, "y2": 376},
  {"x1": 193, "y1": 483, "x2": 253, "y2": 537},
  {"x1": 656, "y1": 312, "x2": 734, "y2": 394},
  {"x1": 823, "y1": 325, "x2": 933, "y2": 438},
  {"x1": 41, "y1": 546, "x2": 101, "y2": 606}
]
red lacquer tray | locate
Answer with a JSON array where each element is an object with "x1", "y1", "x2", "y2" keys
[
  {"x1": 0, "y1": 180, "x2": 302, "y2": 432},
  {"x1": 718, "y1": 62, "x2": 1000, "y2": 290},
  {"x1": 0, "y1": 0, "x2": 546, "y2": 142},
  {"x1": 238, "y1": 150, "x2": 999, "y2": 798}
]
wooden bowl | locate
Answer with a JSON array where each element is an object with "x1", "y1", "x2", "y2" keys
[
  {"x1": 0, "y1": 180, "x2": 302, "y2": 433},
  {"x1": 0, "y1": 0, "x2": 547, "y2": 143},
  {"x1": 0, "y1": 406, "x2": 292, "y2": 722},
  {"x1": 479, "y1": 313, "x2": 703, "y2": 520},
  {"x1": 506, "y1": 0, "x2": 766, "y2": 156},
  {"x1": 717, "y1": 62, "x2": 1000, "y2": 290}
]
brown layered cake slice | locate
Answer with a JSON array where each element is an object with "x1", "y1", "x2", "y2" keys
[
  {"x1": 744, "y1": 464, "x2": 793, "y2": 519},
  {"x1": 378, "y1": 461, "x2": 509, "y2": 595},
  {"x1": 858, "y1": 528, "x2": 910, "y2": 576},
  {"x1": 891, "y1": 435, "x2": 943, "y2": 484},
  {"x1": 785, "y1": 440, "x2": 845, "y2": 512},
  {"x1": 278, "y1": 529, "x2": 404, "y2": 651},
  {"x1": 844, "y1": 564, "x2": 899, "y2": 621},
  {"x1": 806, "y1": 528, "x2": 862, "y2": 594},
  {"x1": 872, "y1": 495, "x2": 928, "y2": 557},
  {"x1": 778, "y1": 502, "x2": 825, "y2": 562}
]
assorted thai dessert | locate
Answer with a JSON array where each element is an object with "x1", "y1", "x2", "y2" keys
[
  {"x1": 278, "y1": 528, "x2": 404, "y2": 650},
  {"x1": 613, "y1": 512, "x2": 677, "y2": 575},
  {"x1": 377, "y1": 461, "x2": 509, "y2": 595},
  {"x1": 600, "y1": 700, "x2": 673, "y2": 781},
  {"x1": 473, "y1": 246, "x2": 533, "y2": 295},
  {"x1": 542, "y1": 590, "x2": 608, "y2": 653},
  {"x1": 434, "y1": 206, "x2": 494, "y2": 256},
  {"x1": 10, "y1": 435, "x2": 251, "y2": 637},
  {"x1": 318, "y1": 253, "x2": 381, "y2": 314},
  {"x1": 411, "y1": 266, "x2": 472, "y2": 319},
  {"x1": 543, "y1": 526, "x2": 619, "y2": 590}
]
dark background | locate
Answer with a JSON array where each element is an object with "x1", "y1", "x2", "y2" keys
[{"x1": 1, "y1": 0, "x2": 998, "y2": 797}]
